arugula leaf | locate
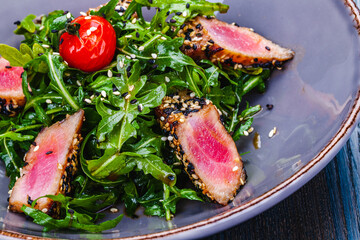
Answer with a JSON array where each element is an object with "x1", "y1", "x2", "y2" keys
[
  {"x1": 21, "y1": 194, "x2": 123, "y2": 232},
  {"x1": 0, "y1": 44, "x2": 32, "y2": 66}
]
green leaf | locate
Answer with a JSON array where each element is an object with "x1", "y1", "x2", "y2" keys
[
  {"x1": 0, "y1": 44, "x2": 32, "y2": 66},
  {"x1": 15, "y1": 14, "x2": 37, "y2": 33},
  {"x1": 134, "y1": 154, "x2": 176, "y2": 186}
]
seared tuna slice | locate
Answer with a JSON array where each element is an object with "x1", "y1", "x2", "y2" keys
[
  {"x1": 178, "y1": 17, "x2": 294, "y2": 68},
  {"x1": 0, "y1": 57, "x2": 25, "y2": 116},
  {"x1": 9, "y1": 110, "x2": 84, "y2": 216},
  {"x1": 156, "y1": 93, "x2": 246, "y2": 205}
]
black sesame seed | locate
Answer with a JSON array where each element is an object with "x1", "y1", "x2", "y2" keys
[
  {"x1": 63, "y1": 10, "x2": 69, "y2": 15},
  {"x1": 170, "y1": 19, "x2": 176, "y2": 23},
  {"x1": 137, "y1": 105, "x2": 143, "y2": 112},
  {"x1": 62, "y1": 175, "x2": 65, "y2": 179},
  {"x1": 254, "y1": 58, "x2": 258, "y2": 62},
  {"x1": 265, "y1": 46, "x2": 271, "y2": 51},
  {"x1": 23, "y1": 162, "x2": 29, "y2": 167},
  {"x1": 136, "y1": 32, "x2": 140, "y2": 38},
  {"x1": 176, "y1": 12, "x2": 182, "y2": 15},
  {"x1": 206, "y1": 15, "x2": 212, "y2": 19},
  {"x1": 166, "y1": 11, "x2": 170, "y2": 16},
  {"x1": 168, "y1": 175, "x2": 175, "y2": 181},
  {"x1": 121, "y1": 92, "x2": 129, "y2": 97},
  {"x1": 27, "y1": 196, "x2": 33, "y2": 205},
  {"x1": 10, "y1": 128, "x2": 16, "y2": 131},
  {"x1": 185, "y1": 45, "x2": 191, "y2": 50},
  {"x1": 196, "y1": 24, "x2": 202, "y2": 29},
  {"x1": 51, "y1": 29, "x2": 58, "y2": 33},
  {"x1": 146, "y1": 6, "x2": 151, "y2": 10},
  {"x1": 208, "y1": 39, "x2": 214, "y2": 44},
  {"x1": 46, "y1": 151, "x2": 53, "y2": 155},
  {"x1": 158, "y1": 23, "x2": 162, "y2": 28},
  {"x1": 196, "y1": 33, "x2": 202, "y2": 37},
  {"x1": 59, "y1": 38, "x2": 64, "y2": 45},
  {"x1": 266, "y1": 104, "x2": 274, "y2": 110},
  {"x1": 126, "y1": 66, "x2": 132, "y2": 72},
  {"x1": 68, "y1": 209, "x2": 74, "y2": 214},
  {"x1": 234, "y1": 23, "x2": 240, "y2": 27},
  {"x1": 186, "y1": 3, "x2": 190, "y2": 8},
  {"x1": 193, "y1": 44, "x2": 197, "y2": 50},
  {"x1": 180, "y1": 24, "x2": 186, "y2": 29},
  {"x1": 119, "y1": 6, "x2": 125, "y2": 12},
  {"x1": 38, "y1": 41, "x2": 43, "y2": 43},
  {"x1": 130, "y1": 99, "x2": 137, "y2": 104},
  {"x1": 173, "y1": 134, "x2": 178, "y2": 140},
  {"x1": 14, "y1": 20, "x2": 21, "y2": 25},
  {"x1": 152, "y1": 64, "x2": 158, "y2": 69},
  {"x1": 5, "y1": 66, "x2": 12, "y2": 69},
  {"x1": 38, "y1": 53, "x2": 44, "y2": 56},
  {"x1": 148, "y1": 59, "x2": 155, "y2": 64}
]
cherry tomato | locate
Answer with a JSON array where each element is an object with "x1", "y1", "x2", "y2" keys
[{"x1": 59, "y1": 15, "x2": 116, "y2": 72}]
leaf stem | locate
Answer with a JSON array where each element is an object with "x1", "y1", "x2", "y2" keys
[{"x1": 46, "y1": 53, "x2": 80, "y2": 110}]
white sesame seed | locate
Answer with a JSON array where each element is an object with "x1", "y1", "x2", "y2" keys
[
  {"x1": 119, "y1": 60, "x2": 124, "y2": 68},
  {"x1": 110, "y1": 207, "x2": 119, "y2": 213},
  {"x1": 101, "y1": 97, "x2": 105, "y2": 101},
  {"x1": 45, "y1": 99, "x2": 52, "y2": 104},
  {"x1": 66, "y1": 12, "x2": 71, "y2": 19},
  {"x1": 90, "y1": 26, "x2": 97, "y2": 32},
  {"x1": 84, "y1": 98, "x2": 92, "y2": 104},
  {"x1": 151, "y1": 53, "x2": 158, "y2": 59},
  {"x1": 249, "y1": 28, "x2": 254, "y2": 32},
  {"x1": 42, "y1": 44, "x2": 50, "y2": 48},
  {"x1": 53, "y1": 52, "x2": 60, "y2": 56},
  {"x1": 248, "y1": 127, "x2": 254, "y2": 133},
  {"x1": 34, "y1": 146, "x2": 39, "y2": 152},
  {"x1": 76, "y1": 80, "x2": 81, "y2": 86},
  {"x1": 160, "y1": 116, "x2": 165, "y2": 121},
  {"x1": 138, "y1": 103, "x2": 143, "y2": 111},
  {"x1": 39, "y1": 25, "x2": 45, "y2": 31},
  {"x1": 107, "y1": 70, "x2": 113, "y2": 78},
  {"x1": 268, "y1": 129, "x2": 275, "y2": 138},
  {"x1": 8, "y1": 189, "x2": 12, "y2": 195},
  {"x1": 182, "y1": 11, "x2": 188, "y2": 17},
  {"x1": 85, "y1": 16, "x2": 91, "y2": 20},
  {"x1": 161, "y1": 137, "x2": 168, "y2": 141},
  {"x1": 131, "y1": 18, "x2": 137, "y2": 24},
  {"x1": 125, "y1": 35, "x2": 133, "y2": 38},
  {"x1": 190, "y1": 92, "x2": 196, "y2": 98},
  {"x1": 168, "y1": 136, "x2": 174, "y2": 141},
  {"x1": 126, "y1": 56, "x2": 131, "y2": 59},
  {"x1": 64, "y1": 60, "x2": 69, "y2": 66},
  {"x1": 42, "y1": 208, "x2": 48, "y2": 213},
  {"x1": 128, "y1": 85, "x2": 135, "y2": 91},
  {"x1": 138, "y1": 46, "x2": 145, "y2": 51},
  {"x1": 179, "y1": 118, "x2": 185, "y2": 123},
  {"x1": 80, "y1": 11, "x2": 87, "y2": 16},
  {"x1": 130, "y1": 54, "x2": 136, "y2": 59},
  {"x1": 86, "y1": 30, "x2": 91, "y2": 36},
  {"x1": 101, "y1": 91, "x2": 107, "y2": 98},
  {"x1": 115, "y1": 5, "x2": 121, "y2": 10},
  {"x1": 182, "y1": 103, "x2": 188, "y2": 108},
  {"x1": 232, "y1": 166, "x2": 239, "y2": 172},
  {"x1": 173, "y1": 95, "x2": 179, "y2": 100},
  {"x1": 113, "y1": 91, "x2": 120, "y2": 96},
  {"x1": 57, "y1": 163, "x2": 62, "y2": 170},
  {"x1": 160, "y1": 36, "x2": 167, "y2": 40},
  {"x1": 90, "y1": 95, "x2": 95, "y2": 100},
  {"x1": 119, "y1": 12, "x2": 124, "y2": 16},
  {"x1": 243, "y1": 131, "x2": 249, "y2": 136},
  {"x1": 192, "y1": 37, "x2": 203, "y2": 42},
  {"x1": 165, "y1": 76, "x2": 170, "y2": 83},
  {"x1": 125, "y1": 94, "x2": 131, "y2": 100}
]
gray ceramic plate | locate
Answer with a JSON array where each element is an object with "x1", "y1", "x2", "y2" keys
[{"x1": 0, "y1": 0, "x2": 360, "y2": 239}]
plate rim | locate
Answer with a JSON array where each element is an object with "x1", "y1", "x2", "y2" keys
[{"x1": 1, "y1": 0, "x2": 360, "y2": 239}]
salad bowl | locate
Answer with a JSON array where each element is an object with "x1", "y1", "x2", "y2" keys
[{"x1": 0, "y1": 0, "x2": 359, "y2": 239}]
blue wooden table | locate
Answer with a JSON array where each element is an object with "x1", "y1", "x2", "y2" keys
[{"x1": 201, "y1": 125, "x2": 360, "y2": 239}]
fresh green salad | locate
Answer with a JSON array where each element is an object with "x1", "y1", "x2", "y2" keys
[{"x1": 0, "y1": 0, "x2": 271, "y2": 232}]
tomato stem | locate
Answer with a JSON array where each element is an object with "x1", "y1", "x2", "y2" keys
[{"x1": 65, "y1": 22, "x2": 81, "y2": 39}]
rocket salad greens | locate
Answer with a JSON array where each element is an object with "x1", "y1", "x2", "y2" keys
[{"x1": 0, "y1": 0, "x2": 271, "y2": 232}]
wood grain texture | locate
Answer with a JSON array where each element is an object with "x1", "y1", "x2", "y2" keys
[{"x1": 202, "y1": 127, "x2": 360, "y2": 239}]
